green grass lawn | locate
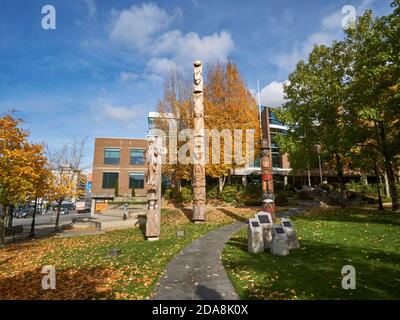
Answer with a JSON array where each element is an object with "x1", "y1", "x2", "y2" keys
[
  {"x1": 0, "y1": 206, "x2": 255, "y2": 300},
  {"x1": 223, "y1": 208, "x2": 400, "y2": 300}
]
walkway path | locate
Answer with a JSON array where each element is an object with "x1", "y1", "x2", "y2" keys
[
  {"x1": 153, "y1": 221, "x2": 246, "y2": 300},
  {"x1": 153, "y1": 207, "x2": 308, "y2": 300}
]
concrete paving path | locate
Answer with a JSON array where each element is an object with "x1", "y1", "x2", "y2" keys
[{"x1": 153, "y1": 221, "x2": 247, "y2": 300}]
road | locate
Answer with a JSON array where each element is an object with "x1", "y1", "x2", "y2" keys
[{"x1": 12, "y1": 214, "x2": 74, "y2": 227}]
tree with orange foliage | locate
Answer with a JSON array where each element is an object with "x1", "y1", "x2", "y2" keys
[
  {"x1": 204, "y1": 61, "x2": 260, "y2": 191},
  {"x1": 0, "y1": 114, "x2": 51, "y2": 246}
]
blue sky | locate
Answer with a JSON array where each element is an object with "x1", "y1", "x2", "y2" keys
[{"x1": 0, "y1": 0, "x2": 394, "y2": 170}]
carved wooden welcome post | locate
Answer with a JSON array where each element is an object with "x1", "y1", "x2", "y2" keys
[
  {"x1": 192, "y1": 60, "x2": 206, "y2": 222},
  {"x1": 261, "y1": 138, "x2": 276, "y2": 222},
  {"x1": 145, "y1": 137, "x2": 162, "y2": 240}
]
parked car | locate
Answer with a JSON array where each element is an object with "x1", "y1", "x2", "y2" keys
[{"x1": 15, "y1": 208, "x2": 34, "y2": 219}]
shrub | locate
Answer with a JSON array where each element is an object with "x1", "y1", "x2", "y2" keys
[
  {"x1": 206, "y1": 185, "x2": 219, "y2": 199},
  {"x1": 180, "y1": 186, "x2": 193, "y2": 202},
  {"x1": 296, "y1": 190, "x2": 314, "y2": 201},
  {"x1": 284, "y1": 183, "x2": 296, "y2": 192},
  {"x1": 131, "y1": 188, "x2": 136, "y2": 197},
  {"x1": 274, "y1": 181, "x2": 284, "y2": 192},
  {"x1": 275, "y1": 192, "x2": 289, "y2": 206},
  {"x1": 163, "y1": 188, "x2": 172, "y2": 200},
  {"x1": 319, "y1": 183, "x2": 334, "y2": 193},
  {"x1": 220, "y1": 185, "x2": 238, "y2": 203}
]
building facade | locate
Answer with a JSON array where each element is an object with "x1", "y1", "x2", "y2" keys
[{"x1": 91, "y1": 137, "x2": 147, "y2": 213}]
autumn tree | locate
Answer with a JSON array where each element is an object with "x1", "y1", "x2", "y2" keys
[
  {"x1": 0, "y1": 114, "x2": 50, "y2": 246},
  {"x1": 157, "y1": 65, "x2": 193, "y2": 191},
  {"x1": 204, "y1": 61, "x2": 260, "y2": 191},
  {"x1": 157, "y1": 61, "x2": 260, "y2": 193},
  {"x1": 46, "y1": 138, "x2": 87, "y2": 230}
]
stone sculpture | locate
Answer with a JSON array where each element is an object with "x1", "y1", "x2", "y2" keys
[
  {"x1": 281, "y1": 217, "x2": 300, "y2": 250},
  {"x1": 192, "y1": 60, "x2": 206, "y2": 222},
  {"x1": 270, "y1": 225, "x2": 290, "y2": 256}
]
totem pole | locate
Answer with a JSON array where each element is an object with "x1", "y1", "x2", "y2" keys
[
  {"x1": 192, "y1": 60, "x2": 206, "y2": 222},
  {"x1": 261, "y1": 138, "x2": 276, "y2": 222},
  {"x1": 145, "y1": 137, "x2": 162, "y2": 240}
]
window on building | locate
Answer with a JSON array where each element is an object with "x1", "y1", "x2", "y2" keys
[
  {"x1": 272, "y1": 153, "x2": 281, "y2": 168},
  {"x1": 268, "y1": 110, "x2": 284, "y2": 126},
  {"x1": 104, "y1": 148, "x2": 120, "y2": 165},
  {"x1": 102, "y1": 172, "x2": 119, "y2": 189},
  {"x1": 129, "y1": 172, "x2": 145, "y2": 189},
  {"x1": 130, "y1": 149, "x2": 145, "y2": 165}
]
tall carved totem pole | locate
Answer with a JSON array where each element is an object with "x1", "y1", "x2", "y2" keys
[
  {"x1": 261, "y1": 138, "x2": 276, "y2": 222},
  {"x1": 192, "y1": 60, "x2": 206, "y2": 222},
  {"x1": 145, "y1": 137, "x2": 162, "y2": 240}
]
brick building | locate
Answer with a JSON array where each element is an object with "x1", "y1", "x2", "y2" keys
[{"x1": 91, "y1": 137, "x2": 147, "y2": 213}]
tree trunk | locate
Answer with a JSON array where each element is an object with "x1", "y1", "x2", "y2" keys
[
  {"x1": 335, "y1": 154, "x2": 344, "y2": 192},
  {"x1": 378, "y1": 122, "x2": 399, "y2": 211},
  {"x1": 0, "y1": 204, "x2": 5, "y2": 247},
  {"x1": 383, "y1": 172, "x2": 390, "y2": 197},
  {"x1": 55, "y1": 202, "x2": 62, "y2": 231},
  {"x1": 30, "y1": 197, "x2": 38, "y2": 237},
  {"x1": 218, "y1": 176, "x2": 226, "y2": 193}
]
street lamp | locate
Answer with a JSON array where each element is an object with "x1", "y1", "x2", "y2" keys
[{"x1": 315, "y1": 144, "x2": 323, "y2": 184}]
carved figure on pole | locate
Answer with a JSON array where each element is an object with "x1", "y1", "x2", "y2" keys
[
  {"x1": 192, "y1": 60, "x2": 206, "y2": 222},
  {"x1": 261, "y1": 138, "x2": 276, "y2": 222},
  {"x1": 145, "y1": 137, "x2": 162, "y2": 240}
]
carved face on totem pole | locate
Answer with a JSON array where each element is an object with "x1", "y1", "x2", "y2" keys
[{"x1": 193, "y1": 60, "x2": 203, "y2": 94}]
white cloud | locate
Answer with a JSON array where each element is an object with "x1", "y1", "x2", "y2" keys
[
  {"x1": 99, "y1": 104, "x2": 139, "y2": 122},
  {"x1": 151, "y1": 30, "x2": 234, "y2": 62},
  {"x1": 110, "y1": 3, "x2": 176, "y2": 50},
  {"x1": 258, "y1": 81, "x2": 288, "y2": 107},
  {"x1": 108, "y1": 3, "x2": 235, "y2": 78},
  {"x1": 146, "y1": 58, "x2": 177, "y2": 77},
  {"x1": 119, "y1": 71, "x2": 138, "y2": 81},
  {"x1": 322, "y1": 11, "x2": 342, "y2": 29},
  {"x1": 82, "y1": 0, "x2": 97, "y2": 16}
]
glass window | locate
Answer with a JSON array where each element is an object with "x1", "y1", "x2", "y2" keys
[
  {"x1": 102, "y1": 172, "x2": 119, "y2": 189},
  {"x1": 104, "y1": 148, "x2": 120, "y2": 165},
  {"x1": 129, "y1": 172, "x2": 145, "y2": 189},
  {"x1": 272, "y1": 153, "x2": 281, "y2": 168},
  {"x1": 268, "y1": 110, "x2": 284, "y2": 126},
  {"x1": 130, "y1": 149, "x2": 145, "y2": 165}
]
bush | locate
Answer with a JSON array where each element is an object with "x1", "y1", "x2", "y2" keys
[
  {"x1": 284, "y1": 184, "x2": 296, "y2": 192},
  {"x1": 206, "y1": 185, "x2": 219, "y2": 199},
  {"x1": 296, "y1": 190, "x2": 314, "y2": 201},
  {"x1": 220, "y1": 185, "x2": 238, "y2": 203},
  {"x1": 274, "y1": 181, "x2": 284, "y2": 192},
  {"x1": 319, "y1": 183, "x2": 334, "y2": 193},
  {"x1": 163, "y1": 188, "x2": 172, "y2": 200},
  {"x1": 331, "y1": 182, "x2": 341, "y2": 192},
  {"x1": 131, "y1": 188, "x2": 136, "y2": 197},
  {"x1": 180, "y1": 186, "x2": 193, "y2": 202},
  {"x1": 275, "y1": 192, "x2": 289, "y2": 206}
]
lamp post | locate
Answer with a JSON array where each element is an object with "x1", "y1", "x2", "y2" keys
[{"x1": 316, "y1": 144, "x2": 323, "y2": 184}]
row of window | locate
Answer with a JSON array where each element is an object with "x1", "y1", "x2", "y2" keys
[
  {"x1": 102, "y1": 172, "x2": 145, "y2": 189},
  {"x1": 104, "y1": 148, "x2": 145, "y2": 165}
]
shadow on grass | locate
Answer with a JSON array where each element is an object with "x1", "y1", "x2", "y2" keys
[
  {"x1": 224, "y1": 235, "x2": 400, "y2": 300},
  {"x1": 170, "y1": 204, "x2": 193, "y2": 222},
  {"x1": 218, "y1": 208, "x2": 249, "y2": 223}
]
